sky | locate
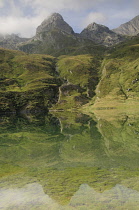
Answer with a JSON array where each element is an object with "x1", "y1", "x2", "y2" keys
[{"x1": 0, "y1": 0, "x2": 139, "y2": 38}]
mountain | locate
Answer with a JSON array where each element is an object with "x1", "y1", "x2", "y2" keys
[
  {"x1": 0, "y1": 34, "x2": 28, "y2": 50},
  {"x1": 0, "y1": 13, "x2": 139, "y2": 54},
  {"x1": 19, "y1": 14, "x2": 124, "y2": 55},
  {"x1": 80, "y1": 22, "x2": 125, "y2": 46},
  {"x1": 36, "y1": 13, "x2": 74, "y2": 36},
  {"x1": 18, "y1": 13, "x2": 105, "y2": 56},
  {"x1": 113, "y1": 15, "x2": 139, "y2": 36}
]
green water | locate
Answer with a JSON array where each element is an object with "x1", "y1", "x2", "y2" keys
[{"x1": 1, "y1": 111, "x2": 139, "y2": 209}]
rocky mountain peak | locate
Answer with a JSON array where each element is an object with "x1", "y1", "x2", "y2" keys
[
  {"x1": 36, "y1": 13, "x2": 74, "y2": 35},
  {"x1": 113, "y1": 15, "x2": 139, "y2": 36},
  {"x1": 80, "y1": 22, "x2": 124, "y2": 46},
  {"x1": 85, "y1": 22, "x2": 110, "y2": 32}
]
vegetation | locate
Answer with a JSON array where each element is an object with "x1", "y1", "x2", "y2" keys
[
  {"x1": 52, "y1": 54, "x2": 101, "y2": 110},
  {"x1": 0, "y1": 48, "x2": 61, "y2": 113},
  {"x1": 1, "y1": 33, "x2": 139, "y2": 113},
  {"x1": 82, "y1": 35, "x2": 139, "y2": 110}
]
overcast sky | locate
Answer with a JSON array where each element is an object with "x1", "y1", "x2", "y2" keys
[{"x1": 0, "y1": 0, "x2": 139, "y2": 37}]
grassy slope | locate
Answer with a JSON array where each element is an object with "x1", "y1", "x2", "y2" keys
[
  {"x1": 84, "y1": 36, "x2": 139, "y2": 110},
  {"x1": 2, "y1": 35, "x2": 139, "y2": 113},
  {"x1": 52, "y1": 54, "x2": 101, "y2": 110},
  {"x1": 0, "y1": 48, "x2": 60, "y2": 113}
]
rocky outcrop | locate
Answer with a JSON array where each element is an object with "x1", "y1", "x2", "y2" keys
[
  {"x1": 113, "y1": 15, "x2": 139, "y2": 36},
  {"x1": 80, "y1": 22, "x2": 125, "y2": 46}
]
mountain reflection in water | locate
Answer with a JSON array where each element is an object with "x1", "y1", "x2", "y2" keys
[
  {"x1": 1, "y1": 111, "x2": 139, "y2": 209},
  {"x1": 1, "y1": 182, "x2": 139, "y2": 210}
]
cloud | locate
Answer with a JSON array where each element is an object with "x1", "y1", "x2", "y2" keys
[
  {"x1": 1, "y1": 0, "x2": 104, "y2": 37},
  {"x1": 22, "y1": 0, "x2": 99, "y2": 12},
  {"x1": 0, "y1": 0, "x2": 4, "y2": 8},
  {"x1": 82, "y1": 12, "x2": 107, "y2": 28},
  {"x1": 0, "y1": 16, "x2": 42, "y2": 37}
]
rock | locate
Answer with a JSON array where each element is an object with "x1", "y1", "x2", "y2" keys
[{"x1": 60, "y1": 84, "x2": 83, "y2": 96}]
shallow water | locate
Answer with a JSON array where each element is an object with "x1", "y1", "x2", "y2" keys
[{"x1": 1, "y1": 112, "x2": 139, "y2": 209}]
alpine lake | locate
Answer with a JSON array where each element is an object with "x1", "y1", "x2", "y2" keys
[{"x1": 1, "y1": 108, "x2": 139, "y2": 210}]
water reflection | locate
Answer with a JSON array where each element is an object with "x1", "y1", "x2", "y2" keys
[
  {"x1": 70, "y1": 183, "x2": 139, "y2": 210},
  {"x1": 1, "y1": 111, "x2": 139, "y2": 208},
  {"x1": 0, "y1": 183, "x2": 58, "y2": 210},
  {"x1": 1, "y1": 182, "x2": 139, "y2": 209}
]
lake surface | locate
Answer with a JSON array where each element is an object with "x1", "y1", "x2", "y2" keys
[{"x1": 1, "y1": 111, "x2": 139, "y2": 209}]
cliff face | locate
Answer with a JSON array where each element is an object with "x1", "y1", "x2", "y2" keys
[{"x1": 113, "y1": 15, "x2": 139, "y2": 36}]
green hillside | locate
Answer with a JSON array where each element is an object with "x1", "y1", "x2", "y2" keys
[
  {"x1": 89, "y1": 36, "x2": 139, "y2": 109},
  {"x1": 1, "y1": 34, "x2": 139, "y2": 114},
  {"x1": 52, "y1": 54, "x2": 102, "y2": 110},
  {"x1": 0, "y1": 48, "x2": 61, "y2": 113}
]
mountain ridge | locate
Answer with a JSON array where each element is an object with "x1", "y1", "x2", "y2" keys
[
  {"x1": 113, "y1": 15, "x2": 139, "y2": 36},
  {"x1": 0, "y1": 12, "x2": 130, "y2": 53},
  {"x1": 0, "y1": 13, "x2": 139, "y2": 54},
  {"x1": 17, "y1": 13, "x2": 106, "y2": 56}
]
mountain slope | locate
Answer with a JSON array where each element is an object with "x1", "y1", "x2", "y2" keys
[
  {"x1": 113, "y1": 15, "x2": 139, "y2": 36},
  {"x1": 52, "y1": 54, "x2": 101, "y2": 110},
  {"x1": 0, "y1": 48, "x2": 60, "y2": 113},
  {"x1": 91, "y1": 35, "x2": 139, "y2": 109}
]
